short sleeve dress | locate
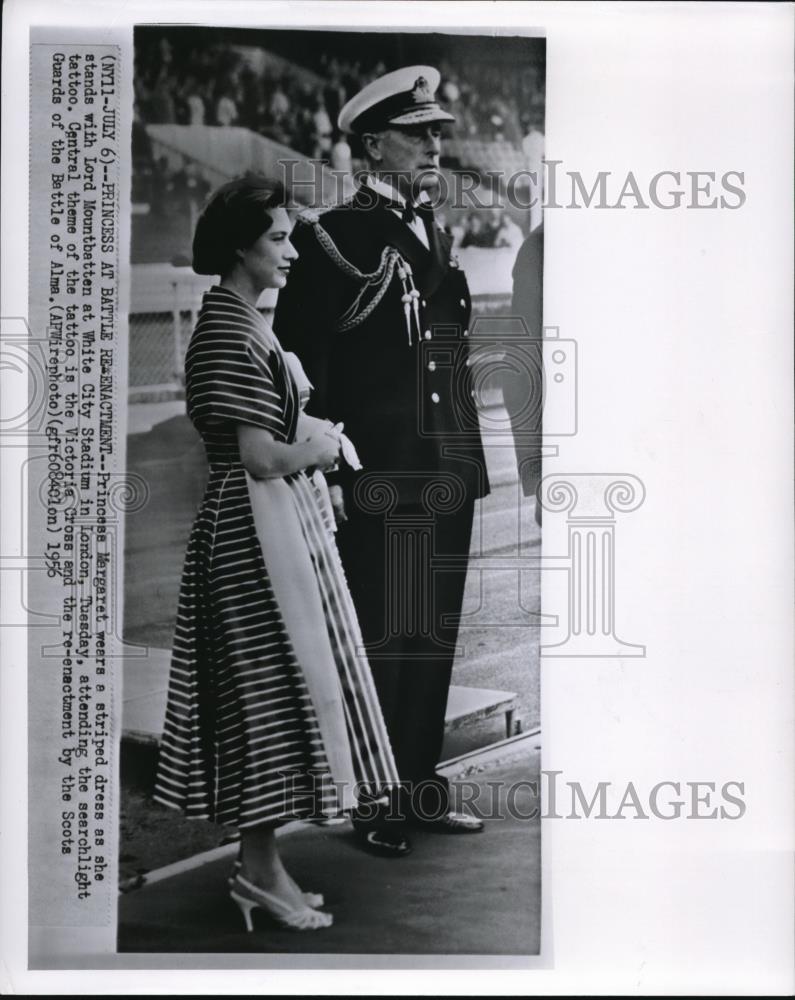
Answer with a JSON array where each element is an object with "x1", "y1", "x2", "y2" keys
[{"x1": 154, "y1": 285, "x2": 398, "y2": 828}]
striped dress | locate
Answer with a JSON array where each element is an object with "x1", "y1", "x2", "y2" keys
[{"x1": 154, "y1": 285, "x2": 398, "y2": 829}]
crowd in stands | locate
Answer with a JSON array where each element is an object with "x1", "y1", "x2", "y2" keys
[
  {"x1": 131, "y1": 34, "x2": 543, "y2": 260},
  {"x1": 134, "y1": 35, "x2": 544, "y2": 160},
  {"x1": 135, "y1": 36, "x2": 358, "y2": 161},
  {"x1": 441, "y1": 209, "x2": 525, "y2": 251}
]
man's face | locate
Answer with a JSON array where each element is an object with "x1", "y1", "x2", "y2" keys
[{"x1": 367, "y1": 122, "x2": 443, "y2": 199}]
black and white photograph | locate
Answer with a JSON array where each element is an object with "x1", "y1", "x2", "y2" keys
[
  {"x1": 118, "y1": 25, "x2": 545, "y2": 956},
  {"x1": 2, "y1": 1, "x2": 793, "y2": 993}
]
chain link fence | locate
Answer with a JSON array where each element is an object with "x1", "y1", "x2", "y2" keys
[
  {"x1": 129, "y1": 266, "x2": 277, "y2": 401},
  {"x1": 128, "y1": 302, "x2": 511, "y2": 403},
  {"x1": 128, "y1": 256, "x2": 513, "y2": 403},
  {"x1": 128, "y1": 311, "x2": 189, "y2": 402}
]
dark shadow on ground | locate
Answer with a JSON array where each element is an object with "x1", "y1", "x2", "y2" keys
[{"x1": 118, "y1": 755, "x2": 540, "y2": 956}]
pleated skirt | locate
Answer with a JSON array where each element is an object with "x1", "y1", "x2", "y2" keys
[{"x1": 153, "y1": 463, "x2": 398, "y2": 829}]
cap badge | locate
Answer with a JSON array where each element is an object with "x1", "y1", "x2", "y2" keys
[{"x1": 411, "y1": 76, "x2": 433, "y2": 104}]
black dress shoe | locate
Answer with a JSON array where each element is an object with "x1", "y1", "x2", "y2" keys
[
  {"x1": 413, "y1": 811, "x2": 484, "y2": 834},
  {"x1": 357, "y1": 828, "x2": 413, "y2": 858}
]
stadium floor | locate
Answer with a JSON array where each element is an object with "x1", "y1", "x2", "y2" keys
[{"x1": 117, "y1": 750, "x2": 541, "y2": 957}]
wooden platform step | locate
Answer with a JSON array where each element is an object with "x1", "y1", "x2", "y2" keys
[
  {"x1": 445, "y1": 684, "x2": 519, "y2": 739},
  {"x1": 121, "y1": 649, "x2": 519, "y2": 744}
]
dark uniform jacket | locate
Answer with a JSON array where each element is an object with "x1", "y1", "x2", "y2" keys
[
  {"x1": 509, "y1": 224, "x2": 544, "y2": 497},
  {"x1": 274, "y1": 185, "x2": 490, "y2": 507}
]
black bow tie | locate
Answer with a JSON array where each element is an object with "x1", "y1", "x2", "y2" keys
[{"x1": 401, "y1": 202, "x2": 417, "y2": 224}]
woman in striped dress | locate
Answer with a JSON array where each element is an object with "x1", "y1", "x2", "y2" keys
[{"x1": 153, "y1": 175, "x2": 399, "y2": 932}]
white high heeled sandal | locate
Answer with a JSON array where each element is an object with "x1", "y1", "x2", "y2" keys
[
  {"x1": 229, "y1": 873, "x2": 333, "y2": 932},
  {"x1": 228, "y1": 859, "x2": 324, "y2": 909}
]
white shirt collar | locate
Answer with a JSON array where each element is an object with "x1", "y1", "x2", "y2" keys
[
  {"x1": 364, "y1": 174, "x2": 432, "y2": 210},
  {"x1": 364, "y1": 174, "x2": 407, "y2": 208}
]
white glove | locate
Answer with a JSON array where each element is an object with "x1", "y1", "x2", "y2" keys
[
  {"x1": 339, "y1": 432, "x2": 362, "y2": 471},
  {"x1": 327, "y1": 423, "x2": 362, "y2": 471}
]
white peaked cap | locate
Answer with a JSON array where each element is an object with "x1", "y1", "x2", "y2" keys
[{"x1": 337, "y1": 65, "x2": 456, "y2": 134}]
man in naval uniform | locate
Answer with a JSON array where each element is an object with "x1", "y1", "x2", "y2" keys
[{"x1": 274, "y1": 66, "x2": 489, "y2": 856}]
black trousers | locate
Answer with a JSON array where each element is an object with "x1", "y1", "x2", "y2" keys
[{"x1": 336, "y1": 493, "x2": 475, "y2": 826}]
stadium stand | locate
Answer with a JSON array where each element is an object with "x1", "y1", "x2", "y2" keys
[{"x1": 129, "y1": 29, "x2": 544, "y2": 396}]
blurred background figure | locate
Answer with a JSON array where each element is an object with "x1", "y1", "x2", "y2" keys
[
  {"x1": 312, "y1": 97, "x2": 333, "y2": 160},
  {"x1": 494, "y1": 211, "x2": 524, "y2": 250},
  {"x1": 216, "y1": 86, "x2": 239, "y2": 127},
  {"x1": 149, "y1": 155, "x2": 171, "y2": 218},
  {"x1": 329, "y1": 129, "x2": 352, "y2": 173},
  {"x1": 521, "y1": 109, "x2": 545, "y2": 232},
  {"x1": 449, "y1": 214, "x2": 466, "y2": 249},
  {"x1": 269, "y1": 81, "x2": 290, "y2": 124},
  {"x1": 172, "y1": 160, "x2": 212, "y2": 229},
  {"x1": 507, "y1": 222, "x2": 544, "y2": 505},
  {"x1": 183, "y1": 77, "x2": 206, "y2": 125},
  {"x1": 150, "y1": 68, "x2": 177, "y2": 124},
  {"x1": 435, "y1": 211, "x2": 452, "y2": 237},
  {"x1": 460, "y1": 213, "x2": 490, "y2": 248}
]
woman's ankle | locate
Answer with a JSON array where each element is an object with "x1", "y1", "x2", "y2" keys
[
  {"x1": 239, "y1": 863, "x2": 275, "y2": 887},
  {"x1": 238, "y1": 862, "x2": 298, "y2": 898}
]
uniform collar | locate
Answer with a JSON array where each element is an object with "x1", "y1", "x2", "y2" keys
[
  {"x1": 363, "y1": 173, "x2": 433, "y2": 211},
  {"x1": 351, "y1": 178, "x2": 451, "y2": 297},
  {"x1": 364, "y1": 174, "x2": 407, "y2": 208}
]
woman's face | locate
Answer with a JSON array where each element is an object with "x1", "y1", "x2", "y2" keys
[{"x1": 238, "y1": 207, "x2": 298, "y2": 290}]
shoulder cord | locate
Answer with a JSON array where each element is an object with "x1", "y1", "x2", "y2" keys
[
  {"x1": 336, "y1": 252, "x2": 398, "y2": 332},
  {"x1": 303, "y1": 217, "x2": 421, "y2": 345}
]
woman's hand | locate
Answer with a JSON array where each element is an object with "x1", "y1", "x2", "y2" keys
[
  {"x1": 237, "y1": 422, "x2": 339, "y2": 480},
  {"x1": 305, "y1": 423, "x2": 341, "y2": 472},
  {"x1": 327, "y1": 483, "x2": 348, "y2": 524},
  {"x1": 297, "y1": 412, "x2": 334, "y2": 439}
]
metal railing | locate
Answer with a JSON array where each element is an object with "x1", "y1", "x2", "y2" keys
[{"x1": 128, "y1": 251, "x2": 514, "y2": 402}]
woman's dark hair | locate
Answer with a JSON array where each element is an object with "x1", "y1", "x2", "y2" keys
[{"x1": 192, "y1": 173, "x2": 289, "y2": 276}]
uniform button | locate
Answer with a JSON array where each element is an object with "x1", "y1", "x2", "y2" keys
[
  {"x1": 421, "y1": 299, "x2": 427, "y2": 308},
  {"x1": 463, "y1": 328, "x2": 469, "y2": 337},
  {"x1": 427, "y1": 361, "x2": 436, "y2": 372},
  {"x1": 424, "y1": 330, "x2": 432, "y2": 340},
  {"x1": 431, "y1": 392, "x2": 440, "y2": 404},
  {"x1": 460, "y1": 298, "x2": 466, "y2": 307},
  {"x1": 470, "y1": 389, "x2": 476, "y2": 398},
  {"x1": 465, "y1": 358, "x2": 471, "y2": 367}
]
